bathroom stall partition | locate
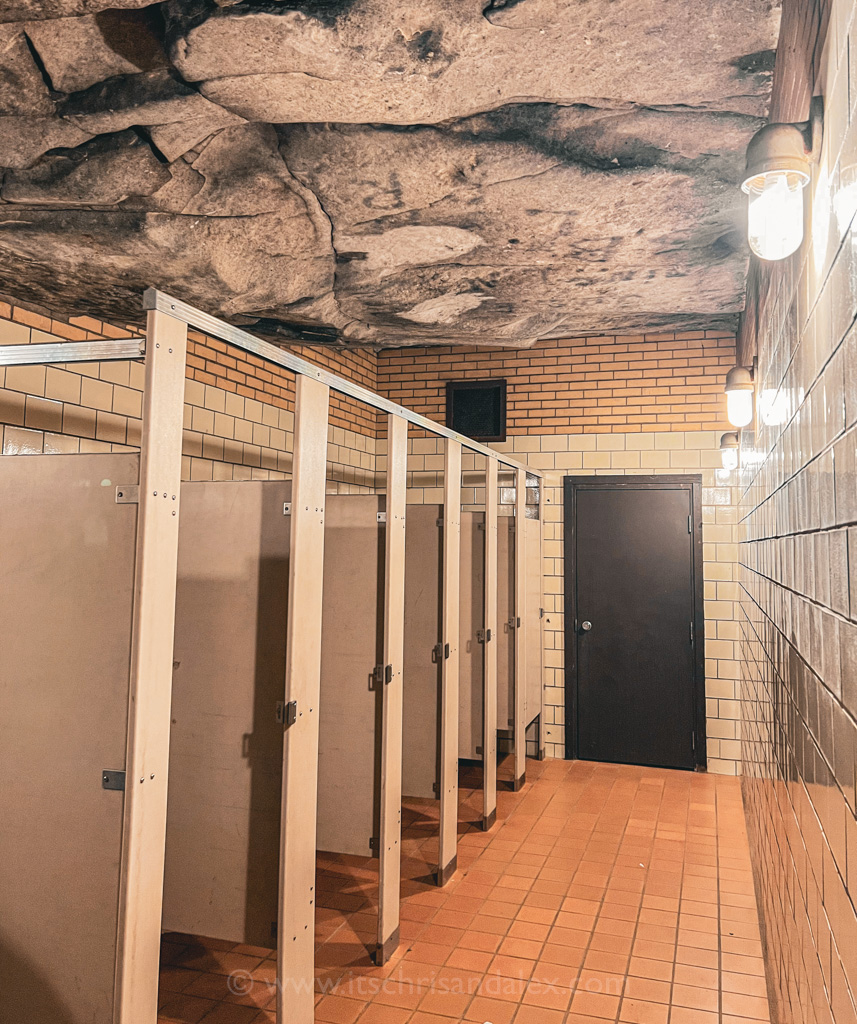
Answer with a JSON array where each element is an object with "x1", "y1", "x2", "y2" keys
[
  {"x1": 162, "y1": 485, "x2": 385, "y2": 948},
  {"x1": 0, "y1": 291, "x2": 541, "y2": 1024}
]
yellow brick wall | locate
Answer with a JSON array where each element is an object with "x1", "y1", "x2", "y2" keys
[{"x1": 377, "y1": 331, "x2": 736, "y2": 435}]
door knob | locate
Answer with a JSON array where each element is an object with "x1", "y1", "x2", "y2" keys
[{"x1": 581, "y1": 620, "x2": 592, "y2": 632}]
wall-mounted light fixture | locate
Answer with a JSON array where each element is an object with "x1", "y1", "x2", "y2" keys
[
  {"x1": 725, "y1": 362, "x2": 755, "y2": 427},
  {"x1": 741, "y1": 96, "x2": 823, "y2": 261},
  {"x1": 720, "y1": 431, "x2": 740, "y2": 471}
]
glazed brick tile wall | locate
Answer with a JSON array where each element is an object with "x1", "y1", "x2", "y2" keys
[
  {"x1": 379, "y1": 428, "x2": 743, "y2": 776},
  {"x1": 738, "y1": 2, "x2": 857, "y2": 1022},
  {"x1": 377, "y1": 331, "x2": 736, "y2": 435},
  {"x1": 0, "y1": 300, "x2": 378, "y2": 490}
]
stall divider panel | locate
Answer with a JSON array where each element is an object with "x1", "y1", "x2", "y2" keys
[
  {"x1": 376, "y1": 413, "x2": 407, "y2": 964},
  {"x1": 0, "y1": 453, "x2": 139, "y2": 1024},
  {"x1": 115, "y1": 309, "x2": 188, "y2": 1024},
  {"x1": 438, "y1": 439, "x2": 461, "y2": 886},
  {"x1": 534, "y1": 487, "x2": 546, "y2": 758},
  {"x1": 482, "y1": 458, "x2": 499, "y2": 830},
  {"x1": 277, "y1": 376, "x2": 330, "y2": 1024},
  {"x1": 513, "y1": 467, "x2": 527, "y2": 791}
]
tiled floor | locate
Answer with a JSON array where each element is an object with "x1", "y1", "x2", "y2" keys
[{"x1": 158, "y1": 759, "x2": 770, "y2": 1024}]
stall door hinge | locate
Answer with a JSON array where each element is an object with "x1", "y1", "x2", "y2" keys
[
  {"x1": 689, "y1": 621, "x2": 694, "y2": 646},
  {"x1": 115, "y1": 485, "x2": 138, "y2": 504},
  {"x1": 688, "y1": 514, "x2": 692, "y2": 534},
  {"x1": 283, "y1": 502, "x2": 291, "y2": 516},
  {"x1": 102, "y1": 769, "x2": 126, "y2": 791},
  {"x1": 276, "y1": 700, "x2": 297, "y2": 727},
  {"x1": 376, "y1": 511, "x2": 387, "y2": 524}
]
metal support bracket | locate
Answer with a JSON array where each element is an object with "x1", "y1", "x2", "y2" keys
[
  {"x1": 283, "y1": 502, "x2": 291, "y2": 516},
  {"x1": 276, "y1": 700, "x2": 297, "y2": 727},
  {"x1": 115, "y1": 485, "x2": 139, "y2": 504},
  {"x1": 102, "y1": 769, "x2": 126, "y2": 791},
  {"x1": 376, "y1": 511, "x2": 387, "y2": 524}
]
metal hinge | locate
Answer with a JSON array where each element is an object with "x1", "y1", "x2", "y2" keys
[
  {"x1": 688, "y1": 514, "x2": 692, "y2": 534},
  {"x1": 115, "y1": 485, "x2": 138, "y2": 504},
  {"x1": 539, "y1": 607, "x2": 545, "y2": 619},
  {"x1": 369, "y1": 836, "x2": 376, "y2": 851},
  {"x1": 276, "y1": 700, "x2": 297, "y2": 727},
  {"x1": 377, "y1": 511, "x2": 387, "y2": 524},
  {"x1": 283, "y1": 502, "x2": 291, "y2": 516},
  {"x1": 689, "y1": 621, "x2": 694, "y2": 646},
  {"x1": 102, "y1": 769, "x2": 126, "y2": 791}
]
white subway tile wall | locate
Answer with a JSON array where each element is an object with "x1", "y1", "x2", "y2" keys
[{"x1": 738, "y1": 1, "x2": 857, "y2": 1021}]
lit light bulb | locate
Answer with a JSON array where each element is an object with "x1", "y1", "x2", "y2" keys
[
  {"x1": 720, "y1": 432, "x2": 740, "y2": 472},
  {"x1": 726, "y1": 388, "x2": 754, "y2": 427},
  {"x1": 745, "y1": 170, "x2": 807, "y2": 261}
]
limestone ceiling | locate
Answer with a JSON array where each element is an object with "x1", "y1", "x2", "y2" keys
[{"x1": 0, "y1": 0, "x2": 781, "y2": 347}]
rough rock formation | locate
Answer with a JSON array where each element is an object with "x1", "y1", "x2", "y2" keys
[{"x1": 0, "y1": 0, "x2": 782, "y2": 347}]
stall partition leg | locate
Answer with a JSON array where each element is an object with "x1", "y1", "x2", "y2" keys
[
  {"x1": 376, "y1": 413, "x2": 408, "y2": 964},
  {"x1": 277, "y1": 376, "x2": 330, "y2": 1024},
  {"x1": 513, "y1": 467, "x2": 527, "y2": 792},
  {"x1": 482, "y1": 459, "x2": 499, "y2": 830},
  {"x1": 438, "y1": 439, "x2": 461, "y2": 886},
  {"x1": 114, "y1": 309, "x2": 187, "y2": 1024}
]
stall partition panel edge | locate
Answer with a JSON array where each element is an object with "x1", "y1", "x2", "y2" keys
[
  {"x1": 0, "y1": 453, "x2": 139, "y2": 1024},
  {"x1": 564, "y1": 476, "x2": 704, "y2": 770}
]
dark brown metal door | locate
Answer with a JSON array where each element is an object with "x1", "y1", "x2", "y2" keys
[{"x1": 564, "y1": 476, "x2": 705, "y2": 770}]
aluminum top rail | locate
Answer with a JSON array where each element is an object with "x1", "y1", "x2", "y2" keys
[{"x1": 143, "y1": 289, "x2": 542, "y2": 479}]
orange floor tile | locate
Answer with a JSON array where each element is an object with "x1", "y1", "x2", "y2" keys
[{"x1": 158, "y1": 759, "x2": 770, "y2": 1024}]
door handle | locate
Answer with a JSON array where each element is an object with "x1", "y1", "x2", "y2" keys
[{"x1": 581, "y1": 620, "x2": 592, "y2": 632}]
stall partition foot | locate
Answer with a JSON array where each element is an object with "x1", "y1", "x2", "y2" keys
[
  {"x1": 538, "y1": 747, "x2": 546, "y2": 762},
  {"x1": 513, "y1": 773, "x2": 526, "y2": 792},
  {"x1": 374, "y1": 927, "x2": 400, "y2": 966},
  {"x1": 436, "y1": 855, "x2": 457, "y2": 887},
  {"x1": 481, "y1": 809, "x2": 497, "y2": 831}
]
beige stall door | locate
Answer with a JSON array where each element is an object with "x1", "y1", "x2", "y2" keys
[
  {"x1": 317, "y1": 495, "x2": 383, "y2": 857},
  {"x1": 524, "y1": 518, "x2": 543, "y2": 728},
  {"x1": 497, "y1": 519, "x2": 515, "y2": 733},
  {"x1": 402, "y1": 505, "x2": 442, "y2": 799},
  {"x1": 164, "y1": 480, "x2": 290, "y2": 948},
  {"x1": 0, "y1": 453, "x2": 139, "y2": 1024},
  {"x1": 458, "y1": 514, "x2": 485, "y2": 759}
]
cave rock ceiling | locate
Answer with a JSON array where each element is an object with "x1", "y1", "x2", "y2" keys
[{"x1": 0, "y1": 0, "x2": 781, "y2": 347}]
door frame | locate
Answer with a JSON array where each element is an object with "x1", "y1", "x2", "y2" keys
[{"x1": 562, "y1": 474, "x2": 707, "y2": 769}]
